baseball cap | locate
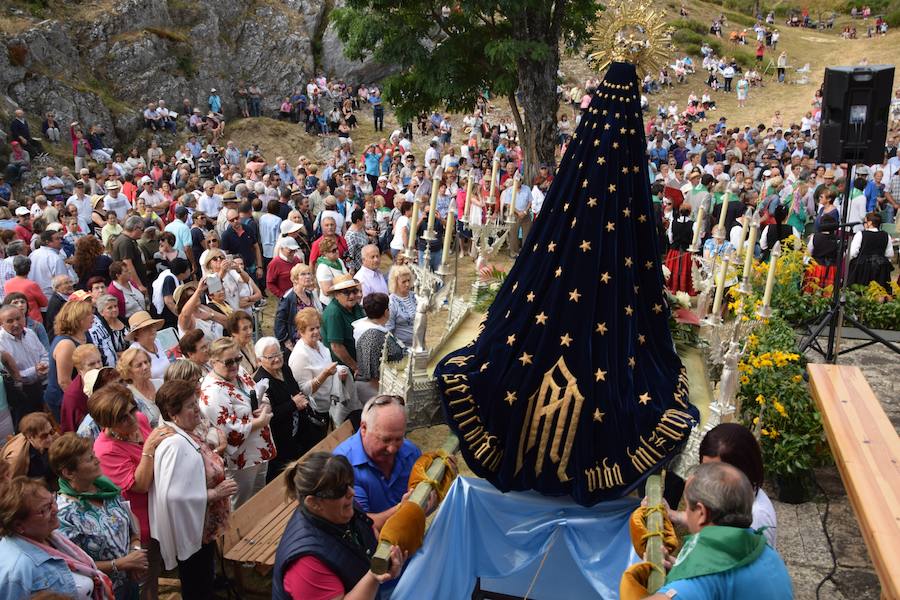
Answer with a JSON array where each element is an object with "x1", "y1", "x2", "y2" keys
[
  {"x1": 279, "y1": 237, "x2": 300, "y2": 251},
  {"x1": 14, "y1": 207, "x2": 30, "y2": 216}
]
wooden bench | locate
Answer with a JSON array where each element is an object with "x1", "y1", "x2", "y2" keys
[
  {"x1": 807, "y1": 364, "x2": 900, "y2": 600},
  {"x1": 222, "y1": 421, "x2": 354, "y2": 572}
]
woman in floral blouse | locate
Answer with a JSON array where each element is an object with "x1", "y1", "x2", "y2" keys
[
  {"x1": 151, "y1": 380, "x2": 237, "y2": 600},
  {"x1": 199, "y1": 338, "x2": 275, "y2": 508},
  {"x1": 50, "y1": 433, "x2": 148, "y2": 600}
]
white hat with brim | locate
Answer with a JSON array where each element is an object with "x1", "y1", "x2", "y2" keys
[
  {"x1": 126, "y1": 311, "x2": 165, "y2": 340},
  {"x1": 331, "y1": 274, "x2": 361, "y2": 292},
  {"x1": 104, "y1": 180, "x2": 121, "y2": 190},
  {"x1": 280, "y1": 221, "x2": 303, "y2": 236}
]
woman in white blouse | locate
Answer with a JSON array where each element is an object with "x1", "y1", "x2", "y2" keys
[
  {"x1": 288, "y1": 307, "x2": 358, "y2": 427},
  {"x1": 117, "y1": 347, "x2": 162, "y2": 426}
]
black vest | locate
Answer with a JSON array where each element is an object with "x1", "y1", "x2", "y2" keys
[
  {"x1": 272, "y1": 505, "x2": 377, "y2": 600},
  {"x1": 858, "y1": 230, "x2": 889, "y2": 257},
  {"x1": 811, "y1": 233, "x2": 838, "y2": 265},
  {"x1": 671, "y1": 218, "x2": 694, "y2": 251}
]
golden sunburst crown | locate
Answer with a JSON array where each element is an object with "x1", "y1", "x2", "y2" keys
[{"x1": 588, "y1": 0, "x2": 673, "y2": 79}]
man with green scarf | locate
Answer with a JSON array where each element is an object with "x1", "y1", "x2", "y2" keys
[{"x1": 646, "y1": 463, "x2": 792, "y2": 599}]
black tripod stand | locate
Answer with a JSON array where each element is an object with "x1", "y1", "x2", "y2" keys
[{"x1": 798, "y1": 163, "x2": 900, "y2": 361}]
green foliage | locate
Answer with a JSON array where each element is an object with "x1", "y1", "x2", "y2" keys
[
  {"x1": 844, "y1": 281, "x2": 900, "y2": 330},
  {"x1": 843, "y1": 0, "x2": 892, "y2": 11},
  {"x1": 670, "y1": 18, "x2": 709, "y2": 34},
  {"x1": 886, "y1": 9, "x2": 900, "y2": 27},
  {"x1": 472, "y1": 268, "x2": 508, "y2": 312},
  {"x1": 737, "y1": 316, "x2": 831, "y2": 477}
]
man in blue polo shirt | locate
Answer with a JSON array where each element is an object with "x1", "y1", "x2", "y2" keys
[{"x1": 332, "y1": 395, "x2": 421, "y2": 529}]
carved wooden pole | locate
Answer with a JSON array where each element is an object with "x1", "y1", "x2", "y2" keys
[
  {"x1": 370, "y1": 435, "x2": 460, "y2": 575},
  {"x1": 646, "y1": 474, "x2": 666, "y2": 593}
]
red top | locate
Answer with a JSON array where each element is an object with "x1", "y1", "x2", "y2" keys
[
  {"x1": 14, "y1": 224, "x2": 33, "y2": 244},
  {"x1": 4, "y1": 277, "x2": 48, "y2": 321},
  {"x1": 59, "y1": 373, "x2": 87, "y2": 433},
  {"x1": 283, "y1": 555, "x2": 344, "y2": 600},
  {"x1": 308, "y1": 234, "x2": 348, "y2": 267},
  {"x1": 266, "y1": 255, "x2": 301, "y2": 299},
  {"x1": 94, "y1": 413, "x2": 152, "y2": 545}
]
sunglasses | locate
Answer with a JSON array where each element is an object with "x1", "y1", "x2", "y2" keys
[
  {"x1": 314, "y1": 482, "x2": 354, "y2": 500},
  {"x1": 216, "y1": 356, "x2": 241, "y2": 368},
  {"x1": 365, "y1": 394, "x2": 405, "y2": 413}
]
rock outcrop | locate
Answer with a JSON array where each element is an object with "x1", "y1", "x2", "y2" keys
[{"x1": 0, "y1": 0, "x2": 392, "y2": 147}]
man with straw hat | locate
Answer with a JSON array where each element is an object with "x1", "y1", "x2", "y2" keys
[{"x1": 320, "y1": 274, "x2": 364, "y2": 373}]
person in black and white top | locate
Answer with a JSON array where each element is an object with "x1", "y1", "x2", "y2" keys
[{"x1": 847, "y1": 211, "x2": 894, "y2": 287}]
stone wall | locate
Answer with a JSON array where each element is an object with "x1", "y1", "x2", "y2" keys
[{"x1": 1, "y1": 0, "x2": 393, "y2": 146}]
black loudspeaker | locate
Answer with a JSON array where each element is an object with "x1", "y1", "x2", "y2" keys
[{"x1": 819, "y1": 65, "x2": 894, "y2": 164}]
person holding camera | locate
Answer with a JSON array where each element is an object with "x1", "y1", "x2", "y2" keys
[{"x1": 253, "y1": 337, "x2": 326, "y2": 483}]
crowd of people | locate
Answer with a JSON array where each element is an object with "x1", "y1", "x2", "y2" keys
[{"x1": 0, "y1": 35, "x2": 895, "y2": 596}]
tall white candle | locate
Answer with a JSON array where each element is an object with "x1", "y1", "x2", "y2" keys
[
  {"x1": 761, "y1": 242, "x2": 781, "y2": 309},
  {"x1": 487, "y1": 157, "x2": 499, "y2": 219},
  {"x1": 690, "y1": 204, "x2": 706, "y2": 250},
  {"x1": 711, "y1": 255, "x2": 731, "y2": 316},
  {"x1": 425, "y1": 169, "x2": 441, "y2": 235},
  {"x1": 440, "y1": 208, "x2": 456, "y2": 266},
  {"x1": 741, "y1": 215, "x2": 759, "y2": 281},
  {"x1": 734, "y1": 206, "x2": 752, "y2": 256},
  {"x1": 461, "y1": 173, "x2": 474, "y2": 223},
  {"x1": 508, "y1": 174, "x2": 520, "y2": 220},
  {"x1": 717, "y1": 191, "x2": 731, "y2": 230},
  {"x1": 406, "y1": 200, "x2": 419, "y2": 253}
]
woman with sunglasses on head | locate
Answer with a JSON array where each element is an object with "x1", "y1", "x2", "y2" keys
[
  {"x1": 272, "y1": 452, "x2": 406, "y2": 600},
  {"x1": 254, "y1": 337, "x2": 325, "y2": 483},
  {"x1": 151, "y1": 380, "x2": 237, "y2": 600},
  {"x1": 200, "y1": 338, "x2": 275, "y2": 508}
]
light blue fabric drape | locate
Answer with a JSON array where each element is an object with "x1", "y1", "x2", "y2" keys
[{"x1": 392, "y1": 477, "x2": 639, "y2": 599}]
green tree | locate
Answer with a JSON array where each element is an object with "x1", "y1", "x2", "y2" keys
[{"x1": 331, "y1": 0, "x2": 601, "y2": 180}]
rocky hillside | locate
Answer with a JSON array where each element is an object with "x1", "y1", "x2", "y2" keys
[{"x1": 0, "y1": 0, "x2": 391, "y2": 146}]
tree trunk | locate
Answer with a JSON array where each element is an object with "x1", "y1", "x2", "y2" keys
[{"x1": 512, "y1": 8, "x2": 562, "y2": 183}]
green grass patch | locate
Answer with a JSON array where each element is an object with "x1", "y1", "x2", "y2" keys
[
  {"x1": 145, "y1": 27, "x2": 189, "y2": 43},
  {"x1": 670, "y1": 18, "x2": 709, "y2": 34}
]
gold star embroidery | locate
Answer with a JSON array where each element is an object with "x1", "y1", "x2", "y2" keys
[
  {"x1": 624, "y1": 305, "x2": 634, "y2": 316},
  {"x1": 593, "y1": 139, "x2": 600, "y2": 147},
  {"x1": 569, "y1": 288, "x2": 581, "y2": 302},
  {"x1": 595, "y1": 322, "x2": 608, "y2": 335},
  {"x1": 619, "y1": 127, "x2": 627, "y2": 134},
  {"x1": 622, "y1": 207, "x2": 631, "y2": 217},
  {"x1": 652, "y1": 303, "x2": 663, "y2": 314},
  {"x1": 621, "y1": 166, "x2": 629, "y2": 174},
  {"x1": 526, "y1": 291, "x2": 535, "y2": 302},
  {"x1": 505, "y1": 391, "x2": 517, "y2": 405},
  {"x1": 592, "y1": 122, "x2": 597, "y2": 129},
  {"x1": 518, "y1": 352, "x2": 533, "y2": 366},
  {"x1": 603, "y1": 123, "x2": 610, "y2": 130},
  {"x1": 600, "y1": 272, "x2": 611, "y2": 284},
  {"x1": 511, "y1": 282, "x2": 518, "y2": 292},
  {"x1": 638, "y1": 334, "x2": 647, "y2": 345},
  {"x1": 628, "y1": 356, "x2": 636, "y2": 368},
  {"x1": 624, "y1": 256, "x2": 633, "y2": 267},
  {"x1": 595, "y1": 368, "x2": 607, "y2": 381},
  {"x1": 597, "y1": 156, "x2": 606, "y2": 165},
  {"x1": 615, "y1": 112, "x2": 620, "y2": 118},
  {"x1": 506, "y1": 334, "x2": 516, "y2": 346},
  {"x1": 577, "y1": 162, "x2": 583, "y2": 169},
  {"x1": 505, "y1": 310, "x2": 510, "y2": 318},
  {"x1": 612, "y1": 142, "x2": 619, "y2": 149},
  {"x1": 632, "y1": 165, "x2": 640, "y2": 173},
  {"x1": 588, "y1": 197, "x2": 598, "y2": 207},
  {"x1": 634, "y1": 285, "x2": 640, "y2": 294},
  {"x1": 563, "y1": 202, "x2": 570, "y2": 212},
  {"x1": 638, "y1": 214, "x2": 648, "y2": 223},
  {"x1": 639, "y1": 393, "x2": 651, "y2": 405},
  {"x1": 645, "y1": 260, "x2": 654, "y2": 270},
  {"x1": 560, "y1": 333, "x2": 573, "y2": 347},
  {"x1": 582, "y1": 179, "x2": 588, "y2": 188},
  {"x1": 570, "y1": 217, "x2": 577, "y2": 228},
  {"x1": 555, "y1": 267, "x2": 562, "y2": 278},
  {"x1": 532, "y1": 243, "x2": 539, "y2": 252},
  {"x1": 608, "y1": 184, "x2": 617, "y2": 193},
  {"x1": 579, "y1": 240, "x2": 591, "y2": 252},
  {"x1": 593, "y1": 408, "x2": 605, "y2": 422},
  {"x1": 606, "y1": 221, "x2": 615, "y2": 232},
  {"x1": 602, "y1": 110, "x2": 608, "y2": 115},
  {"x1": 548, "y1": 241, "x2": 556, "y2": 252},
  {"x1": 630, "y1": 129, "x2": 637, "y2": 135},
  {"x1": 480, "y1": 362, "x2": 490, "y2": 372},
  {"x1": 535, "y1": 312, "x2": 548, "y2": 325}
]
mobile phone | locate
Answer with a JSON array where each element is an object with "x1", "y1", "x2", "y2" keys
[{"x1": 207, "y1": 274, "x2": 223, "y2": 294}]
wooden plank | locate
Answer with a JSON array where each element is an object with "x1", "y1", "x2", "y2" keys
[
  {"x1": 222, "y1": 420, "x2": 354, "y2": 557},
  {"x1": 808, "y1": 364, "x2": 900, "y2": 600}
]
